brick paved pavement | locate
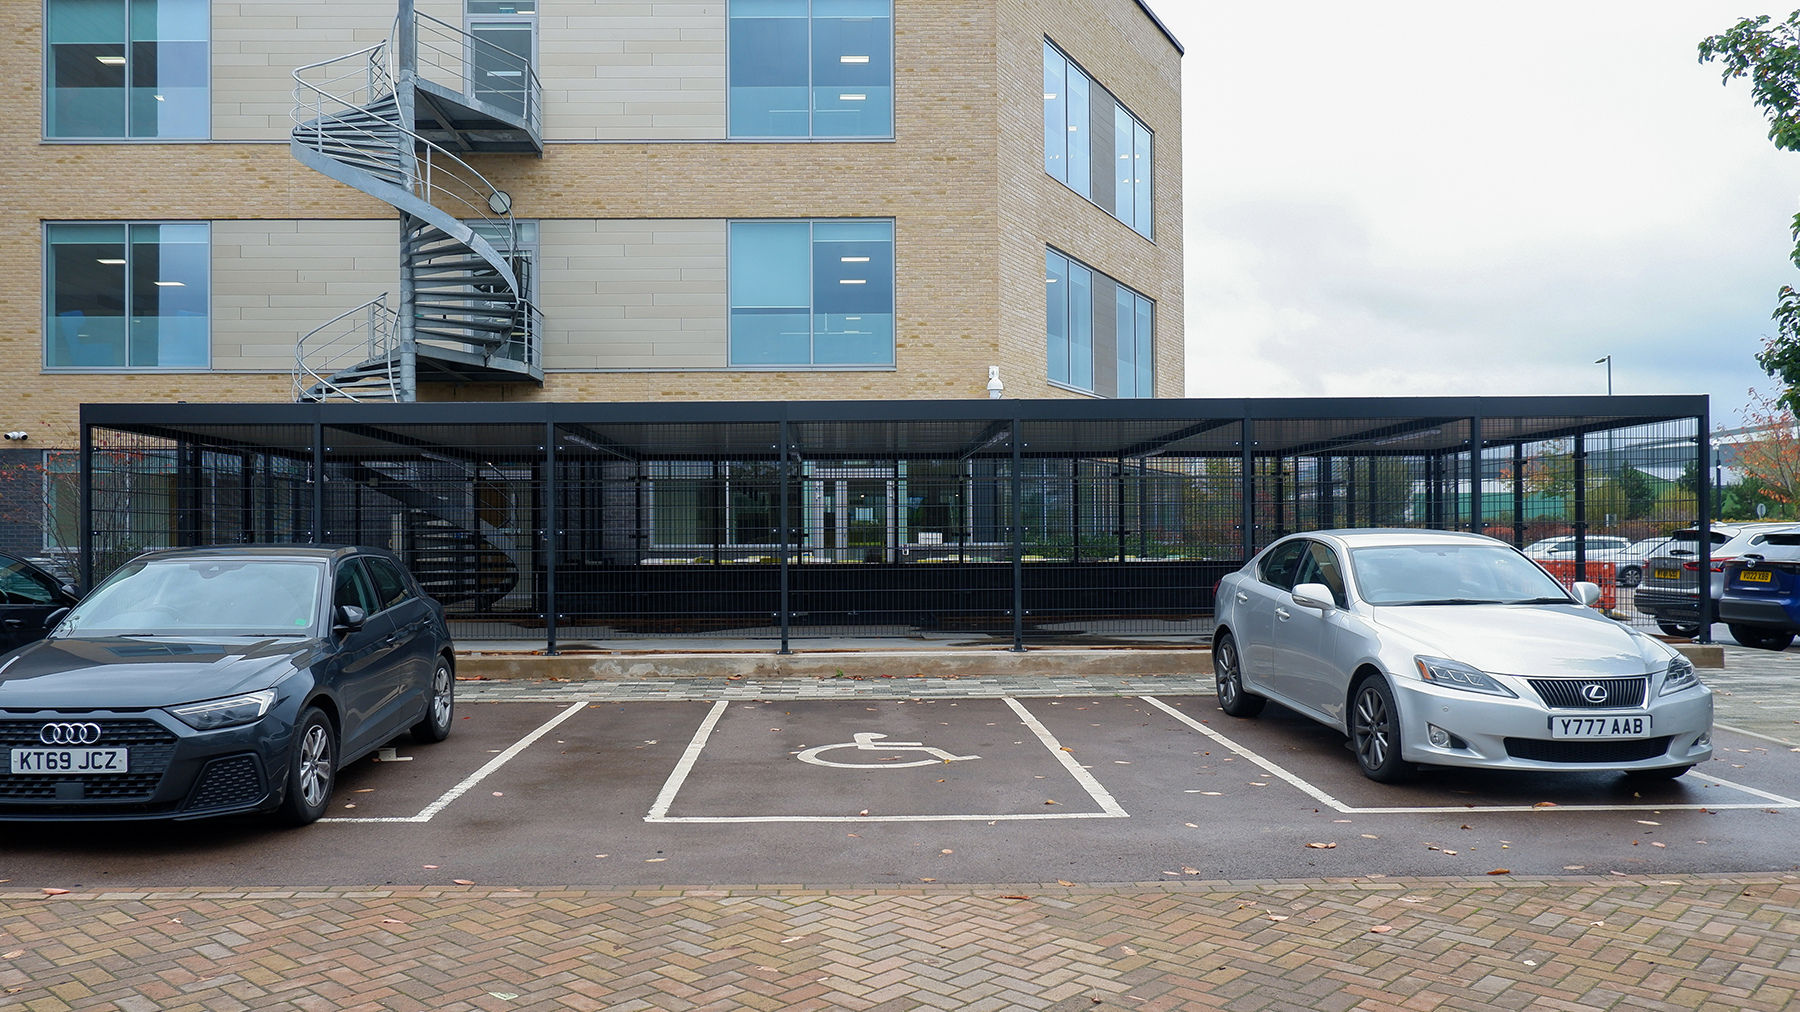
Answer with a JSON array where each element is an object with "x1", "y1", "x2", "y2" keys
[
  {"x1": 7, "y1": 660, "x2": 1800, "y2": 1011},
  {"x1": 4, "y1": 875, "x2": 1800, "y2": 1012}
]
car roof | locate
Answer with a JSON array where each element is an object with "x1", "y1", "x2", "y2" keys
[
  {"x1": 1292, "y1": 528, "x2": 1506, "y2": 549},
  {"x1": 129, "y1": 544, "x2": 384, "y2": 564}
]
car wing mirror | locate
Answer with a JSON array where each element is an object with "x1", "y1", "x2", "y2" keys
[
  {"x1": 333, "y1": 604, "x2": 367, "y2": 632},
  {"x1": 43, "y1": 607, "x2": 69, "y2": 628},
  {"x1": 59, "y1": 583, "x2": 80, "y2": 599},
  {"x1": 1571, "y1": 582, "x2": 1602, "y2": 607},
  {"x1": 1290, "y1": 582, "x2": 1336, "y2": 611}
]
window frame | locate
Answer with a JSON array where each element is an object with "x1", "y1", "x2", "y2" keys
[
  {"x1": 1042, "y1": 37, "x2": 1154, "y2": 241},
  {"x1": 727, "y1": 217, "x2": 897, "y2": 370},
  {"x1": 726, "y1": 0, "x2": 896, "y2": 141},
  {"x1": 42, "y1": 0, "x2": 212, "y2": 141},
  {"x1": 1045, "y1": 245, "x2": 1153, "y2": 399},
  {"x1": 43, "y1": 219, "x2": 212, "y2": 372}
]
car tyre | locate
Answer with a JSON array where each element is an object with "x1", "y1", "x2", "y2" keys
[
  {"x1": 1349, "y1": 675, "x2": 1415, "y2": 783},
  {"x1": 1213, "y1": 631, "x2": 1265, "y2": 718},
  {"x1": 1619, "y1": 566, "x2": 1642, "y2": 588},
  {"x1": 1728, "y1": 624, "x2": 1796, "y2": 651},
  {"x1": 411, "y1": 656, "x2": 455, "y2": 743},
  {"x1": 1657, "y1": 621, "x2": 1701, "y2": 638},
  {"x1": 1623, "y1": 764, "x2": 1694, "y2": 781},
  {"x1": 275, "y1": 707, "x2": 336, "y2": 826}
]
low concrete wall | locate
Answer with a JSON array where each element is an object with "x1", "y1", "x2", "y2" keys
[{"x1": 456, "y1": 648, "x2": 1216, "y2": 681}]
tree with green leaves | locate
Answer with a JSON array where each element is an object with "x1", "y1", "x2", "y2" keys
[{"x1": 1701, "y1": 13, "x2": 1800, "y2": 412}]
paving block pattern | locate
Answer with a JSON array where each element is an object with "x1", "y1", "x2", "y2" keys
[{"x1": 4, "y1": 875, "x2": 1800, "y2": 1011}]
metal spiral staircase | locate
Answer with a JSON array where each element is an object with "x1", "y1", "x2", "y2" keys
[{"x1": 290, "y1": 0, "x2": 544, "y2": 402}]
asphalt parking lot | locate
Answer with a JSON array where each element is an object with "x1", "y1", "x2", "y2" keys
[{"x1": 4, "y1": 661, "x2": 1800, "y2": 889}]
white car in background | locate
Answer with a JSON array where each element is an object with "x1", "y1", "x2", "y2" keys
[
  {"x1": 1212, "y1": 529, "x2": 1712, "y2": 783},
  {"x1": 1521, "y1": 535, "x2": 1640, "y2": 585}
]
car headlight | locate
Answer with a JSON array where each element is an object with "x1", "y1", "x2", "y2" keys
[
  {"x1": 169, "y1": 689, "x2": 277, "y2": 731},
  {"x1": 1659, "y1": 655, "x2": 1700, "y2": 696},
  {"x1": 1414, "y1": 656, "x2": 1517, "y2": 697}
]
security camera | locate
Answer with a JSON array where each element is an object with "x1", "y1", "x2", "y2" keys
[{"x1": 3, "y1": 432, "x2": 27, "y2": 441}]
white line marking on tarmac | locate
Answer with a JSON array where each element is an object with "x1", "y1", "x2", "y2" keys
[
  {"x1": 645, "y1": 697, "x2": 1127, "y2": 823},
  {"x1": 1139, "y1": 696, "x2": 1800, "y2": 813},
  {"x1": 324, "y1": 700, "x2": 590, "y2": 824},
  {"x1": 1713, "y1": 722, "x2": 1800, "y2": 749}
]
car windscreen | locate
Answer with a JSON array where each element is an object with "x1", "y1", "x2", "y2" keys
[
  {"x1": 59, "y1": 559, "x2": 323, "y2": 635},
  {"x1": 1349, "y1": 544, "x2": 1574, "y2": 606}
]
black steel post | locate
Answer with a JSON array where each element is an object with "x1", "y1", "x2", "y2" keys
[
  {"x1": 1012, "y1": 415, "x2": 1024, "y2": 652},
  {"x1": 778, "y1": 421, "x2": 791, "y2": 655},
  {"x1": 79, "y1": 421, "x2": 93, "y2": 592},
  {"x1": 1513, "y1": 443, "x2": 1525, "y2": 547},
  {"x1": 1344, "y1": 457, "x2": 1357, "y2": 528},
  {"x1": 1468, "y1": 412, "x2": 1482, "y2": 536},
  {"x1": 1573, "y1": 431, "x2": 1587, "y2": 582},
  {"x1": 1318, "y1": 455, "x2": 1334, "y2": 529},
  {"x1": 544, "y1": 421, "x2": 558, "y2": 656},
  {"x1": 1697, "y1": 406, "x2": 1714, "y2": 643},
  {"x1": 1240, "y1": 416, "x2": 1255, "y2": 559},
  {"x1": 311, "y1": 422, "x2": 324, "y2": 544},
  {"x1": 1116, "y1": 457, "x2": 1127, "y2": 562}
]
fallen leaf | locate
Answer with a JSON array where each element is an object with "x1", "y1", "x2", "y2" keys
[
  {"x1": 1000, "y1": 895, "x2": 1030, "y2": 900},
  {"x1": 1442, "y1": 849, "x2": 1458, "y2": 856},
  {"x1": 847, "y1": 834, "x2": 860, "y2": 838},
  {"x1": 859, "y1": 809, "x2": 870, "y2": 816},
  {"x1": 1533, "y1": 801, "x2": 1558, "y2": 808},
  {"x1": 1523, "y1": 960, "x2": 1537, "y2": 966},
  {"x1": 343, "y1": 803, "x2": 356, "y2": 809},
  {"x1": 1057, "y1": 879, "x2": 1075, "y2": 886},
  {"x1": 423, "y1": 865, "x2": 439, "y2": 869},
  {"x1": 2, "y1": 950, "x2": 22, "y2": 958},
  {"x1": 354, "y1": 788, "x2": 374, "y2": 793},
  {"x1": 1487, "y1": 869, "x2": 1511, "y2": 875},
  {"x1": 1185, "y1": 823, "x2": 1198, "y2": 828},
  {"x1": 645, "y1": 858, "x2": 666, "y2": 863},
  {"x1": 941, "y1": 849, "x2": 954, "y2": 854},
  {"x1": 1201, "y1": 791, "x2": 1222, "y2": 796},
  {"x1": 41, "y1": 888, "x2": 68, "y2": 896},
  {"x1": 488, "y1": 993, "x2": 519, "y2": 1001},
  {"x1": 1564, "y1": 865, "x2": 1585, "y2": 870},
  {"x1": 1269, "y1": 914, "x2": 1289, "y2": 921},
  {"x1": 920, "y1": 878, "x2": 936, "y2": 882},
  {"x1": 1590, "y1": 921, "x2": 1605, "y2": 926},
  {"x1": 1044, "y1": 799, "x2": 1058, "y2": 805},
  {"x1": 1182, "y1": 866, "x2": 1200, "y2": 874},
  {"x1": 1369, "y1": 925, "x2": 1393, "y2": 933},
  {"x1": 453, "y1": 879, "x2": 475, "y2": 885},
  {"x1": 1249, "y1": 782, "x2": 1268, "y2": 786},
  {"x1": 1651, "y1": 842, "x2": 1667, "y2": 848},
  {"x1": 593, "y1": 855, "x2": 608, "y2": 859},
  {"x1": 492, "y1": 792, "x2": 504, "y2": 797},
  {"x1": 1305, "y1": 842, "x2": 1337, "y2": 849},
  {"x1": 1461, "y1": 824, "x2": 1472, "y2": 830},
  {"x1": 381, "y1": 919, "x2": 405, "y2": 925},
  {"x1": 1361, "y1": 834, "x2": 1379, "y2": 839},
  {"x1": 1636, "y1": 820, "x2": 1660, "y2": 826}
]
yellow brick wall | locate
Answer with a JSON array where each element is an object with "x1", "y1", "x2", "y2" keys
[{"x1": 8, "y1": 0, "x2": 1182, "y2": 448}]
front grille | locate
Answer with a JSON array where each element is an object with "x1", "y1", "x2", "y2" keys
[
  {"x1": 0, "y1": 719, "x2": 178, "y2": 800},
  {"x1": 1504, "y1": 736, "x2": 1672, "y2": 763},
  {"x1": 1527, "y1": 677, "x2": 1648, "y2": 709},
  {"x1": 186, "y1": 755, "x2": 264, "y2": 811}
]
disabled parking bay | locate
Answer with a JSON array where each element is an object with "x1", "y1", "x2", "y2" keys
[{"x1": 5, "y1": 693, "x2": 1800, "y2": 889}]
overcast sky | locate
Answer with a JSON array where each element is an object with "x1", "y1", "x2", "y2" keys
[{"x1": 1150, "y1": 2, "x2": 1799, "y2": 423}]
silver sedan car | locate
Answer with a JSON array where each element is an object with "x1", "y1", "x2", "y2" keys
[{"x1": 1212, "y1": 530, "x2": 1712, "y2": 783}]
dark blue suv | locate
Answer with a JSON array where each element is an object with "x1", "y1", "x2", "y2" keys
[{"x1": 1718, "y1": 533, "x2": 1800, "y2": 651}]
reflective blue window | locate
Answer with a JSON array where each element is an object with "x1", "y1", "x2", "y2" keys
[
  {"x1": 1046, "y1": 246, "x2": 1152, "y2": 398},
  {"x1": 730, "y1": 0, "x2": 892, "y2": 138},
  {"x1": 48, "y1": 0, "x2": 208, "y2": 139},
  {"x1": 731, "y1": 220, "x2": 894, "y2": 366},
  {"x1": 47, "y1": 222, "x2": 209, "y2": 369},
  {"x1": 1045, "y1": 38, "x2": 1153, "y2": 240}
]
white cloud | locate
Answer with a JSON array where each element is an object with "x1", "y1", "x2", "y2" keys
[{"x1": 1153, "y1": 1, "x2": 1800, "y2": 418}]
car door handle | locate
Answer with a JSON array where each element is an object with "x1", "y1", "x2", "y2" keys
[
  {"x1": 1, "y1": 618, "x2": 18, "y2": 628},
  {"x1": 1235, "y1": 592, "x2": 1249, "y2": 604},
  {"x1": 1275, "y1": 607, "x2": 1290, "y2": 621}
]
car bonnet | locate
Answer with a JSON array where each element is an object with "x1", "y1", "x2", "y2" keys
[
  {"x1": 1369, "y1": 604, "x2": 1669, "y2": 678},
  {"x1": 0, "y1": 636, "x2": 310, "y2": 710}
]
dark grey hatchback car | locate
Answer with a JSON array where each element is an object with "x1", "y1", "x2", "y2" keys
[{"x1": 0, "y1": 545, "x2": 455, "y2": 825}]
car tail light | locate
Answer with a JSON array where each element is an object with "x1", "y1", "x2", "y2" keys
[{"x1": 1684, "y1": 557, "x2": 1732, "y2": 572}]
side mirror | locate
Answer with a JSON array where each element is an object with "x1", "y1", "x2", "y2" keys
[
  {"x1": 59, "y1": 583, "x2": 79, "y2": 600},
  {"x1": 43, "y1": 607, "x2": 69, "y2": 628},
  {"x1": 333, "y1": 604, "x2": 367, "y2": 632},
  {"x1": 1290, "y1": 582, "x2": 1337, "y2": 611},
  {"x1": 1571, "y1": 582, "x2": 1603, "y2": 607}
]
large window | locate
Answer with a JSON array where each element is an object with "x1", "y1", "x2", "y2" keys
[
  {"x1": 1046, "y1": 248, "x2": 1152, "y2": 399},
  {"x1": 47, "y1": 0, "x2": 208, "y2": 139},
  {"x1": 730, "y1": 219, "x2": 894, "y2": 367},
  {"x1": 46, "y1": 222, "x2": 209, "y2": 369},
  {"x1": 728, "y1": 0, "x2": 893, "y2": 139},
  {"x1": 1043, "y1": 40, "x2": 1153, "y2": 240}
]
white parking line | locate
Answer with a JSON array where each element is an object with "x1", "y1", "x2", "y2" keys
[
  {"x1": 644, "y1": 697, "x2": 1128, "y2": 823},
  {"x1": 1140, "y1": 696, "x2": 1800, "y2": 813},
  {"x1": 323, "y1": 700, "x2": 590, "y2": 824}
]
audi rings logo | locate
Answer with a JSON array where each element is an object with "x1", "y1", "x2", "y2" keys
[
  {"x1": 1580, "y1": 684, "x2": 1610, "y2": 704},
  {"x1": 38, "y1": 722, "x2": 102, "y2": 745}
]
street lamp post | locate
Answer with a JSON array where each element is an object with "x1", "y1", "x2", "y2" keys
[{"x1": 1595, "y1": 355, "x2": 1612, "y2": 396}]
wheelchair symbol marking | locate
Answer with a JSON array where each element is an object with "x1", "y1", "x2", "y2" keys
[{"x1": 796, "y1": 732, "x2": 981, "y2": 769}]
